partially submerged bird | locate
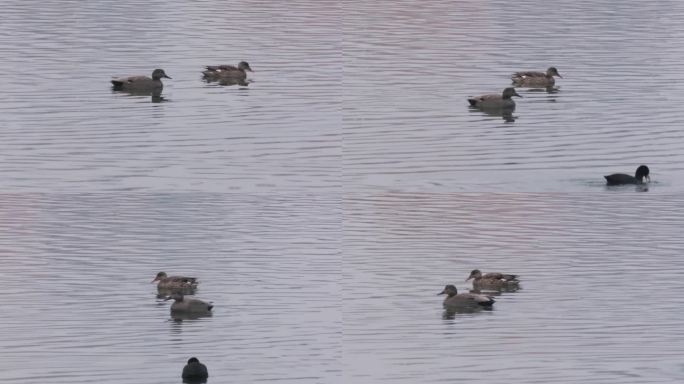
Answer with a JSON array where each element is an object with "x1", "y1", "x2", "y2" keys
[
  {"x1": 151, "y1": 272, "x2": 198, "y2": 291},
  {"x1": 468, "y1": 87, "x2": 521, "y2": 109},
  {"x1": 111, "y1": 69, "x2": 171, "y2": 92},
  {"x1": 466, "y1": 269, "x2": 519, "y2": 290},
  {"x1": 438, "y1": 284, "x2": 495, "y2": 308},
  {"x1": 182, "y1": 357, "x2": 209, "y2": 382},
  {"x1": 202, "y1": 61, "x2": 253, "y2": 81},
  {"x1": 605, "y1": 165, "x2": 651, "y2": 185},
  {"x1": 166, "y1": 293, "x2": 214, "y2": 314},
  {"x1": 511, "y1": 67, "x2": 562, "y2": 87}
]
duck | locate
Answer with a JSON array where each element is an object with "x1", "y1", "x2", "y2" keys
[
  {"x1": 605, "y1": 165, "x2": 651, "y2": 185},
  {"x1": 202, "y1": 61, "x2": 253, "y2": 81},
  {"x1": 511, "y1": 67, "x2": 562, "y2": 87},
  {"x1": 468, "y1": 87, "x2": 521, "y2": 109},
  {"x1": 182, "y1": 357, "x2": 209, "y2": 382},
  {"x1": 465, "y1": 269, "x2": 519, "y2": 290},
  {"x1": 166, "y1": 293, "x2": 214, "y2": 314},
  {"x1": 438, "y1": 284, "x2": 494, "y2": 308},
  {"x1": 151, "y1": 272, "x2": 198, "y2": 290},
  {"x1": 111, "y1": 69, "x2": 171, "y2": 92}
]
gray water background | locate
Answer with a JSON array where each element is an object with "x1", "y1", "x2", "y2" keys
[{"x1": 2, "y1": 0, "x2": 684, "y2": 383}]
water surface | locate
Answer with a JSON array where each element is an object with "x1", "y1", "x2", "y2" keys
[{"x1": 3, "y1": 0, "x2": 684, "y2": 383}]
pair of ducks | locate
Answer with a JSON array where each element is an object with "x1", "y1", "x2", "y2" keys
[
  {"x1": 111, "y1": 61, "x2": 254, "y2": 92},
  {"x1": 152, "y1": 272, "x2": 213, "y2": 314},
  {"x1": 468, "y1": 67, "x2": 562, "y2": 109},
  {"x1": 468, "y1": 67, "x2": 652, "y2": 186},
  {"x1": 438, "y1": 269, "x2": 520, "y2": 309}
]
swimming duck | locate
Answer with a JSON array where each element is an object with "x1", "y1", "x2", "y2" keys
[
  {"x1": 466, "y1": 269, "x2": 520, "y2": 290},
  {"x1": 151, "y1": 272, "x2": 198, "y2": 290},
  {"x1": 166, "y1": 293, "x2": 214, "y2": 314},
  {"x1": 182, "y1": 357, "x2": 209, "y2": 382},
  {"x1": 202, "y1": 61, "x2": 253, "y2": 80},
  {"x1": 604, "y1": 165, "x2": 650, "y2": 185},
  {"x1": 111, "y1": 69, "x2": 171, "y2": 92},
  {"x1": 511, "y1": 67, "x2": 562, "y2": 87},
  {"x1": 468, "y1": 87, "x2": 521, "y2": 109},
  {"x1": 438, "y1": 284, "x2": 494, "y2": 308}
]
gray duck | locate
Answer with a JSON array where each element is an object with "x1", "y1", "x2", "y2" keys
[
  {"x1": 111, "y1": 69, "x2": 171, "y2": 92},
  {"x1": 468, "y1": 87, "x2": 521, "y2": 109},
  {"x1": 438, "y1": 284, "x2": 495, "y2": 308},
  {"x1": 165, "y1": 293, "x2": 214, "y2": 314}
]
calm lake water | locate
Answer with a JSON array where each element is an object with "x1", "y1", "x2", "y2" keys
[{"x1": 2, "y1": 0, "x2": 684, "y2": 383}]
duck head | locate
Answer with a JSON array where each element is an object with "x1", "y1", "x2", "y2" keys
[
  {"x1": 438, "y1": 284, "x2": 458, "y2": 297},
  {"x1": 547, "y1": 67, "x2": 562, "y2": 78},
  {"x1": 238, "y1": 61, "x2": 253, "y2": 72},
  {"x1": 635, "y1": 165, "x2": 650, "y2": 183},
  {"x1": 503, "y1": 87, "x2": 522, "y2": 99},
  {"x1": 152, "y1": 271, "x2": 167, "y2": 283},
  {"x1": 152, "y1": 69, "x2": 172, "y2": 80},
  {"x1": 465, "y1": 269, "x2": 482, "y2": 282}
]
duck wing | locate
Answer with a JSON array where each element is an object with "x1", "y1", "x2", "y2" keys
[
  {"x1": 205, "y1": 64, "x2": 239, "y2": 72},
  {"x1": 111, "y1": 75, "x2": 151, "y2": 85},
  {"x1": 512, "y1": 70, "x2": 545, "y2": 79},
  {"x1": 483, "y1": 272, "x2": 519, "y2": 281},
  {"x1": 165, "y1": 275, "x2": 196, "y2": 282},
  {"x1": 464, "y1": 293, "x2": 495, "y2": 306}
]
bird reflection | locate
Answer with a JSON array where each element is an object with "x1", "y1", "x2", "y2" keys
[
  {"x1": 170, "y1": 311, "x2": 213, "y2": 322},
  {"x1": 202, "y1": 77, "x2": 251, "y2": 87},
  {"x1": 469, "y1": 105, "x2": 517, "y2": 122},
  {"x1": 605, "y1": 184, "x2": 650, "y2": 193},
  {"x1": 442, "y1": 305, "x2": 493, "y2": 319},
  {"x1": 519, "y1": 86, "x2": 560, "y2": 94},
  {"x1": 112, "y1": 88, "x2": 168, "y2": 103},
  {"x1": 168, "y1": 310, "x2": 212, "y2": 330},
  {"x1": 183, "y1": 378, "x2": 208, "y2": 384}
]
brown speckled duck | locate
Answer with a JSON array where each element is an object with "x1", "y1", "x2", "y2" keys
[
  {"x1": 468, "y1": 87, "x2": 521, "y2": 109},
  {"x1": 202, "y1": 61, "x2": 253, "y2": 81},
  {"x1": 466, "y1": 269, "x2": 520, "y2": 290},
  {"x1": 111, "y1": 69, "x2": 171, "y2": 92},
  {"x1": 438, "y1": 284, "x2": 495, "y2": 308},
  {"x1": 151, "y1": 272, "x2": 198, "y2": 290},
  {"x1": 511, "y1": 67, "x2": 562, "y2": 87}
]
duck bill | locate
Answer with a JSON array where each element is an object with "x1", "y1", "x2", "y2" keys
[
  {"x1": 514, "y1": 91, "x2": 522, "y2": 98},
  {"x1": 437, "y1": 290, "x2": 446, "y2": 295},
  {"x1": 164, "y1": 75, "x2": 172, "y2": 79},
  {"x1": 151, "y1": 278, "x2": 159, "y2": 283},
  {"x1": 465, "y1": 277, "x2": 473, "y2": 282}
]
